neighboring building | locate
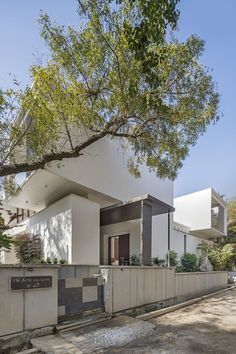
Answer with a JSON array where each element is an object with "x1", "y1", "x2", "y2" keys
[
  {"x1": 1, "y1": 138, "x2": 227, "y2": 265},
  {"x1": 174, "y1": 188, "x2": 227, "y2": 238},
  {"x1": 172, "y1": 188, "x2": 227, "y2": 259}
]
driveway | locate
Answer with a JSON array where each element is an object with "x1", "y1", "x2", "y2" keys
[
  {"x1": 103, "y1": 287, "x2": 236, "y2": 354},
  {"x1": 32, "y1": 288, "x2": 236, "y2": 354}
]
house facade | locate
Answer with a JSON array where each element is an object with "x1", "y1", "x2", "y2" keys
[{"x1": 1, "y1": 137, "x2": 227, "y2": 265}]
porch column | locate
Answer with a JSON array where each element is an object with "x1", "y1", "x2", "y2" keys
[
  {"x1": 167, "y1": 210, "x2": 171, "y2": 267},
  {"x1": 140, "y1": 201, "x2": 152, "y2": 265}
]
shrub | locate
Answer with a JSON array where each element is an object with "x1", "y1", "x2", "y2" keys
[
  {"x1": 46, "y1": 257, "x2": 52, "y2": 264},
  {"x1": 167, "y1": 250, "x2": 178, "y2": 267},
  {"x1": 152, "y1": 257, "x2": 166, "y2": 267},
  {"x1": 198, "y1": 242, "x2": 234, "y2": 271},
  {"x1": 175, "y1": 264, "x2": 183, "y2": 273},
  {"x1": 59, "y1": 259, "x2": 67, "y2": 264},
  {"x1": 53, "y1": 258, "x2": 58, "y2": 264},
  {"x1": 14, "y1": 233, "x2": 43, "y2": 263},
  {"x1": 130, "y1": 254, "x2": 141, "y2": 266},
  {"x1": 0, "y1": 233, "x2": 13, "y2": 250},
  {"x1": 180, "y1": 253, "x2": 198, "y2": 272}
]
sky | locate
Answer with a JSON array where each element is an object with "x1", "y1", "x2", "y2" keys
[{"x1": 0, "y1": 0, "x2": 235, "y2": 199}]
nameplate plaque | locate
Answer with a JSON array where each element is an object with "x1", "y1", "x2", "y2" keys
[{"x1": 11, "y1": 276, "x2": 52, "y2": 290}]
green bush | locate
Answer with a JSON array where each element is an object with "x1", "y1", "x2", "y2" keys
[
  {"x1": 180, "y1": 253, "x2": 198, "y2": 272},
  {"x1": 14, "y1": 233, "x2": 43, "y2": 263},
  {"x1": 59, "y1": 259, "x2": 67, "y2": 264},
  {"x1": 152, "y1": 257, "x2": 166, "y2": 267},
  {"x1": 167, "y1": 250, "x2": 178, "y2": 267},
  {"x1": 46, "y1": 257, "x2": 52, "y2": 264},
  {"x1": 198, "y1": 242, "x2": 234, "y2": 271},
  {"x1": 0, "y1": 233, "x2": 13, "y2": 251},
  {"x1": 130, "y1": 254, "x2": 141, "y2": 266}
]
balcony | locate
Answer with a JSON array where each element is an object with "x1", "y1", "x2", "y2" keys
[
  {"x1": 174, "y1": 188, "x2": 227, "y2": 240},
  {"x1": 211, "y1": 201, "x2": 225, "y2": 234}
]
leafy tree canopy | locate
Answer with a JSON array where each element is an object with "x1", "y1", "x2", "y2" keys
[
  {"x1": 227, "y1": 198, "x2": 236, "y2": 238},
  {"x1": 0, "y1": 213, "x2": 13, "y2": 250},
  {"x1": 198, "y1": 242, "x2": 234, "y2": 271},
  {"x1": 0, "y1": 0, "x2": 219, "y2": 181}
]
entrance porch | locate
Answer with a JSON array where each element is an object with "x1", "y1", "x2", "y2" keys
[{"x1": 100, "y1": 194, "x2": 174, "y2": 266}]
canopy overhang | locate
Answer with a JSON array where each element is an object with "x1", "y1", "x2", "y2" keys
[{"x1": 100, "y1": 194, "x2": 174, "y2": 226}]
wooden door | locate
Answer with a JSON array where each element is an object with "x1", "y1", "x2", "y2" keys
[
  {"x1": 108, "y1": 234, "x2": 130, "y2": 265},
  {"x1": 118, "y1": 234, "x2": 130, "y2": 265}
]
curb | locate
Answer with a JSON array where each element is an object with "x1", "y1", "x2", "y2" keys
[
  {"x1": 136, "y1": 285, "x2": 236, "y2": 321},
  {"x1": 56, "y1": 315, "x2": 112, "y2": 333}
]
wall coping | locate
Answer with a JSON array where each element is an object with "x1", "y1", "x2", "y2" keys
[
  {"x1": 99, "y1": 266, "x2": 227, "y2": 273},
  {"x1": 59, "y1": 264, "x2": 99, "y2": 267},
  {"x1": 0, "y1": 264, "x2": 60, "y2": 268},
  {"x1": 175, "y1": 271, "x2": 228, "y2": 275},
  {"x1": 99, "y1": 266, "x2": 175, "y2": 269}
]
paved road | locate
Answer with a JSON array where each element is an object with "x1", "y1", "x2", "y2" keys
[
  {"x1": 102, "y1": 287, "x2": 236, "y2": 354},
  {"x1": 33, "y1": 288, "x2": 236, "y2": 354}
]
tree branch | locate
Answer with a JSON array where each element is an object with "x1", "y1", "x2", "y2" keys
[{"x1": 0, "y1": 129, "x2": 108, "y2": 177}]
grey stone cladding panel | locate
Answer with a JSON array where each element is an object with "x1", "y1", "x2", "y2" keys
[
  {"x1": 58, "y1": 279, "x2": 65, "y2": 306},
  {"x1": 83, "y1": 278, "x2": 98, "y2": 287},
  {"x1": 64, "y1": 287, "x2": 82, "y2": 304},
  {"x1": 58, "y1": 268, "x2": 104, "y2": 317}
]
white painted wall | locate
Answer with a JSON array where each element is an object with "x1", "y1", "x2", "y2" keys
[
  {"x1": 152, "y1": 214, "x2": 169, "y2": 260},
  {"x1": 48, "y1": 137, "x2": 173, "y2": 206},
  {"x1": 0, "y1": 250, "x2": 5, "y2": 263},
  {"x1": 28, "y1": 194, "x2": 100, "y2": 265},
  {"x1": 152, "y1": 216, "x2": 208, "y2": 261},
  {"x1": 171, "y1": 228, "x2": 203, "y2": 259},
  {"x1": 71, "y1": 194, "x2": 100, "y2": 265},
  {"x1": 28, "y1": 194, "x2": 73, "y2": 262},
  {"x1": 3, "y1": 247, "x2": 18, "y2": 264},
  {"x1": 174, "y1": 188, "x2": 212, "y2": 230}
]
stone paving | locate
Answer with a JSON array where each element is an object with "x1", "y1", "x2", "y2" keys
[{"x1": 31, "y1": 316, "x2": 155, "y2": 354}]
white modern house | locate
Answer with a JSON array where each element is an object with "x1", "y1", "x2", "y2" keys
[{"x1": 1, "y1": 135, "x2": 227, "y2": 265}]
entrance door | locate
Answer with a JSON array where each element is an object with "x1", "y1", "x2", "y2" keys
[{"x1": 108, "y1": 234, "x2": 130, "y2": 265}]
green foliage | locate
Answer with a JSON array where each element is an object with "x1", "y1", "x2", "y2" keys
[
  {"x1": 14, "y1": 233, "x2": 43, "y2": 264},
  {"x1": 130, "y1": 254, "x2": 141, "y2": 266},
  {"x1": 0, "y1": 233, "x2": 13, "y2": 250},
  {"x1": 2, "y1": 177, "x2": 21, "y2": 197},
  {"x1": 0, "y1": 213, "x2": 13, "y2": 250},
  {"x1": 0, "y1": 0, "x2": 219, "y2": 181},
  {"x1": 152, "y1": 257, "x2": 166, "y2": 267},
  {"x1": 227, "y1": 198, "x2": 236, "y2": 237},
  {"x1": 198, "y1": 242, "x2": 234, "y2": 271},
  {"x1": 46, "y1": 257, "x2": 52, "y2": 264},
  {"x1": 180, "y1": 253, "x2": 198, "y2": 272},
  {"x1": 53, "y1": 257, "x2": 58, "y2": 264},
  {"x1": 168, "y1": 250, "x2": 178, "y2": 267},
  {"x1": 59, "y1": 259, "x2": 67, "y2": 264}
]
